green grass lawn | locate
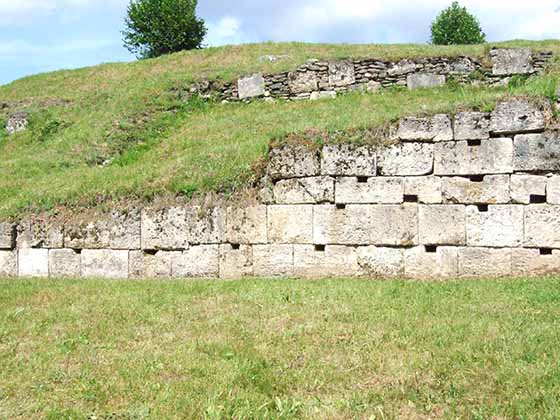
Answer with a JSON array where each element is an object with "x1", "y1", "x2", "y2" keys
[{"x1": 1, "y1": 277, "x2": 559, "y2": 419}]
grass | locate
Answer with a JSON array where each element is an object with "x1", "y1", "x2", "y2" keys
[
  {"x1": 1, "y1": 40, "x2": 559, "y2": 219},
  {"x1": 0, "y1": 277, "x2": 559, "y2": 419}
]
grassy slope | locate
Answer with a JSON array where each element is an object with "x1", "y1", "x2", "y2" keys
[
  {"x1": 1, "y1": 40, "x2": 559, "y2": 219},
  {"x1": 1, "y1": 277, "x2": 559, "y2": 419}
]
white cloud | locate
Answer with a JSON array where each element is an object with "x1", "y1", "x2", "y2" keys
[{"x1": 206, "y1": 16, "x2": 250, "y2": 46}]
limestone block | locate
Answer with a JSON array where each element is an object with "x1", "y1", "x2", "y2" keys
[
  {"x1": 434, "y1": 138, "x2": 513, "y2": 176},
  {"x1": 226, "y1": 205, "x2": 267, "y2": 244},
  {"x1": 450, "y1": 57, "x2": 477, "y2": 73},
  {"x1": 310, "y1": 91, "x2": 336, "y2": 101},
  {"x1": 512, "y1": 248, "x2": 560, "y2": 277},
  {"x1": 454, "y1": 112, "x2": 490, "y2": 141},
  {"x1": 442, "y1": 175, "x2": 510, "y2": 204},
  {"x1": 267, "y1": 205, "x2": 313, "y2": 244},
  {"x1": 16, "y1": 219, "x2": 63, "y2": 249},
  {"x1": 81, "y1": 249, "x2": 129, "y2": 279},
  {"x1": 514, "y1": 133, "x2": 560, "y2": 172},
  {"x1": 368, "y1": 204, "x2": 419, "y2": 247},
  {"x1": 458, "y1": 247, "x2": 512, "y2": 278},
  {"x1": 49, "y1": 249, "x2": 81, "y2": 278},
  {"x1": 288, "y1": 71, "x2": 318, "y2": 94},
  {"x1": 419, "y1": 205, "x2": 466, "y2": 245},
  {"x1": 6, "y1": 112, "x2": 28, "y2": 135},
  {"x1": 547, "y1": 176, "x2": 560, "y2": 205},
  {"x1": 321, "y1": 144, "x2": 376, "y2": 176},
  {"x1": 172, "y1": 245, "x2": 219, "y2": 278},
  {"x1": 466, "y1": 205, "x2": 523, "y2": 247},
  {"x1": 253, "y1": 244, "x2": 294, "y2": 277},
  {"x1": 267, "y1": 144, "x2": 320, "y2": 180},
  {"x1": 357, "y1": 246, "x2": 404, "y2": 278},
  {"x1": 0, "y1": 250, "x2": 17, "y2": 277},
  {"x1": 0, "y1": 223, "x2": 16, "y2": 249},
  {"x1": 129, "y1": 250, "x2": 175, "y2": 278},
  {"x1": 388, "y1": 60, "x2": 417, "y2": 76},
  {"x1": 186, "y1": 206, "x2": 225, "y2": 245},
  {"x1": 328, "y1": 60, "x2": 355, "y2": 87},
  {"x1": 294, "y1": 245, "x2": 358, "y2": 278},
  {"x1": 407, "y1": 73, "x2": 446, "y2": 90},
  {"x1": 397, "y1": 115, "x2": 453, "y2": 142},
  {"x1": 367, "y1": 81, "x2": 382, "y2": 92},
  {"x1": 511, "y1": 174, "x2": 547, "y2": 204},
  {"x1": 404, "y1": 246, "x2": 459, "y2": 279},
  {"x1": 141, "y1": 207, "x2": 189, "y2": 250},
  {"x1": 490, "y1": 100, "x2": 544, "y2": 135},
  {"x1": 490, "y1": 48, "x2": 534, "y2": 76},
  {"x1": 378, "y1": 142, "x2": 434, "y2": 176},
  {"x1": 335, "y1": 177, "x2": 404, "y2": 204},
  {"x1": 404, "y1": 177, "x2": 442, "y2": 204},
  {"x1": 273, "y1": 177, "x2": 334, "y2": 204},
  {"x1": 18, "y1": 248, "x2": 49, "y2": 278},
  {"x1": 219, "y1": 244, "x2": 253, "y2": 279},
  {"x1": 524, "y1": 205, "x2": 560, "y2": 248},
  {"x1": 238, "y1": 74, "x2": 265, "y2": 100}
]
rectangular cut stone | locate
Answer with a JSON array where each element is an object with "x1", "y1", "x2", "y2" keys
[
  {"x1": 328, "y1": 60, "x2": 355, "y2": 87},
  {"x1": 357, "y1": 246, "x2": 404, "y2": 278},
  {"x1": 514, "y1": 133, "x2": 560, "y2": 172},
  {"x1": 419, "y1": 205, "x2": 466, "y2": 245},
  {"x1": 458, "y1": 247, "x2": 512, "y2": 278},
  {"x1": 49, "y1": 249, "x2": 81, "y2": 278},
  {"x1": 288, "y1": 71, "x2": 318, "y2": 94},
  {"x1": 294, "y1": 245, "x2": 358, "y2": 278},
  {"x1": 511, "y1": 174, "x2": 547, "y2": 204},
  {"x1": 226, "y1": 205, "x2": 267, "y2": 244},
  {"x1": 81, "y1": 249, "x2": 128, "y2": 279},
  {"x1": 454, "y1": 112, "x2": 490, "y2": 141},
  {"x1": 141, "y1": 207, "x2": 189, "y2": 250},
  {"x1": 267, "y1": 144, "x2": 320, "y2": 180},
  {"x1": 16, "y1": 219, "x2": 63, "y2": 249},
  {"x1": 490, "y1": 100, "x2": 544, "y2": 135},
  {"x1": 267, "y1": 205, "x2": 313, "y2": 244},
  {"x1": 512, "y1": 248, "x2": 560, "y2": 277},
  {"x1": 407, "y1": 73, "x2": 446, "y2": 90},
  {"x1": 0, "y1": 223, "x2": 16, "y2": 249},
  {"x1": 397, "y1": 114, "x2": 453, "y2": 142},
  {"x1": 310, "y1": 91, "x2": 337, "y2": 101},
  {"x1": 335, "y1": 177, "x2": 404, "y2": 204},
  {"x1": 442, "y1": 175, "x2": 510, "y2": 204},
  {"x1": 219, "y1": 245, "x2": 253, "y2": 279},
  {"x1": 434, "y1": 138, "x2": 513, "y2": 176},
  {"x1": 524, "y1": 205, "x2": 560, "y2": 248},
  {"x1": 18, "y1": 248, "x2": 49, "y2": 278},
  {"x1": 467, "y1": 205, "x2": 523, "y2": 247},
  {"x1": 185, "y1": 206, "x2": 225, "y2": 245},
  {"x1": 0, "y1": 250, "x2": 17, "y2": 277},
  {"x1": 404, "y1": 246, "x2": 458, "y2": 279},
  {"x1": 378, "y1": 143, "x2": 434, "y2": 176},
  {"x1": 129, "y1": 250, "x2": 175, "y2": 278},
  {"x1": 253, "y1": 244, "x2": 294, "y2": 277},
  {"x1": 238, "y1": 74, "x2": 265, "y2": 100},
  {"x1": 404, "y1": 177, "x2": 442, "y2": 204},
  {"x1": 273, "y1": 177, "x2": 334, "y2": 204},
  {"x1": 547, "y1": 176, "x2": 560, "y2": 205},
  {"x1": 491, "y1": 48, "x2": 534, "y2": 76},
  {"x1": 172, "y1": 245, "x2": 219, "y2": 278},
  {"x1": 321, "y1": 144, "x2": 376, "y2": 176}
]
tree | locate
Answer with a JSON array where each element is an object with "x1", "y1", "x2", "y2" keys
[
  {"x1": 430, "y1": 2, "x2": 486, "y2": 45},
  {"x1": 123, "y1": 0, "x2": 207, "y2": 59}
]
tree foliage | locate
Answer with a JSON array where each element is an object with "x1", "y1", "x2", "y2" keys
[
  {"x1": 430, "y1": 1, "x2": 486, "y2": 45},
  {"x1": 123, "y1": 0, "x2": 207, "y2": 59}
]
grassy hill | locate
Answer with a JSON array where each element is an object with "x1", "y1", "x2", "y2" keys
[{"x1": 1, "y1": 40, "x2": 559, "y2": 219}]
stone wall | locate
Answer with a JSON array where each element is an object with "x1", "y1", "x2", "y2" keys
[{"x1": 2, "y1": 98, "x2": 560, "y2": 280}]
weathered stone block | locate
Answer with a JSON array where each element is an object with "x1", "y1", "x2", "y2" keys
[
  {"x1": 490, "y1": 100, "x2": 544, "y2": 135},
  {"x1": 404, "y1": 177, "x2": 442, "y2": 204},
  {"x1": 129, "y1": 250, "x2": 175, "y2": 278},
  {"x1": 335, "y1": 177, "x2": 403, "y2": 204},
  {"x1": 419, "y1": 205, "x2": 466, "y2": 245},
  {"x1": 310, "y1": 91, "x2": 336, "y2": 101},
  {"x1": 547, "y1": 176, "x2": 560, "y2": 205},
  {"x1": 273, "y1": 177, "x2": 334, "y2": 204},
  {"x1": 404, "y1": 246, "x2": 458, "y2": 279},
  {"x1": 219, "y1": 245, "x2": 253, "y2": 279},
  {"x1": 397, "y1": 114, "x2": 453, "y2": 142},
  {"x1": 267, "y1": 144, "x2": 320, "y2": 180},
  {"x1": 18, "y1": 248, "x2": 49, "y2": 278},
  {"x1": 458, "y1": 247, "x2": 512, "y2": 278},
  {"x1": 388, "y1": 60, "x2": 416, "y2": 76},
  {"x1": 466, "y1": 205, "x2": 523, "y2": 247},
  {"x1": 491, "y1": 48, "x2": 534, "y2": 76},
  {"x1": 49, "y1": 249, "x2": 81, "y2": 278},
  {"x1": 524, "y1": 205, "x2": 560, "y2": 248},
  {"x1": 454, "y1": 112, "x2": 490, "y2": 141},
  {"x1": 172, "y1": 245, "x2": 219, "y2": 278},
  {"x1": 378, "y1": 142, "x2": 434, "y2": 176},
  {"x1": 0, "y1": 223, "x2": 16, "y2": 249},
  {"x1": 328, "y1": 60, "x2": 355, "y2": 87},
  {"x1": 294, "y1": 245, "x2": 358, "y2": 278},
  {"x1": 226, "y1": 205, "x2": 267, "y2": 244},
  {"x1": 434, "y1": 138, "x2": 513, "y2": 175},
  {"x1": 321, "y1": 144, "x2": 376, "y2": 176},
  {"x1": 442, "y1": 175, "x2": 510, "y2": 204},
  {"x1": 512, "y1": 248, "x2": 560, "y2": 277},
  {"x1": 253, "y1": 244, "x2": 294, "y2": 277},
  {"x1": 357, "y1": 246, "x2": 404, "y2": 278},
  {"x1": 267, "y1": 205, "x2": 313, "y2": 244},
  {"x1": 81, "y1": 249, "x2": 129, "y2": 279},
  {"x1": 407, "y1": 73, "x2": 446, "y2": 90},
  {"x1": 288, "y1": 71, "x2": 318, "y2": 94},
  {"x1": 514, "y1": 133, "x2": 560, "y2": 172},
  {"x1": 366, "y1": 81, "x2": 381, "y2": 92},
  {"x1": 141, "y1": 207, "x2": 189, "y2": 250},
  {"x1": 0, "y1": 250, "x2": 17, "y2": 277},
  {"x1": 511, "y1": 174, "x2": 547, "y2": 204},
  {"x1": 185, "y1": 206, "x2": 225, "y2": 245},
  {"x1": 6, "y1": 112, "x2": 28, "y2": 135},
  {"x1": 238, "y1": 74, "x2": 265, "y2": 100},
  {"x1": 16, "y1": 219, "x2": 63, "y2": 249}
]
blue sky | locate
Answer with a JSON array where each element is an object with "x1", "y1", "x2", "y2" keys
[{"x1": 1, "y1": 0, "x2": 560, "y2": 86}]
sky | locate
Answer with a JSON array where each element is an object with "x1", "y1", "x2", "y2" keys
[{"x1": 1, "y1": 0, "x2": 560, "y2": 85}]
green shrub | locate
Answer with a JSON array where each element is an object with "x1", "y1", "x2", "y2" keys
[{"x1": 431, "y1": 2, "x2": 486, "y2": 45}]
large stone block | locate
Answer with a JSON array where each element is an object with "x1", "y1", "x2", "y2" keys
[
  {"x1": 454, "y1": 112, "x2": 490, "y2": 141},
  {"x1": 321, "y1": 144, "x2": 376, "y2": 176},
  {"x1": 511, "y1": 174, "x2": 547, "y2": 204},
  {"x1": 378, "y1": 142, "x2": 434, "y2": 176},
  {"x1": 267, "y1": 144, "x2": 320, "y2": 180},
  {"x1": 404, "y1": 177, "x2": 442, "y2": 204},
  {"x1": 49, "y1": 249, "x2": 81, "y2": 278},
  {"x1": 547, "y1": 176, "x2": 560, "y2": 205},
  {"x1": 0, "y1": 223, "x2": 16, "y2": 249},
  {"x1": 404, "y1": 246, "x2": 458, "y2": 279},
  {"x1": 267, "y1": 205, "x2": 313, "y2": 244},
  {"x1": 524, "y1": 205, "x2": 560, "y2": 248},
  {"x1": 288, "y1": 71, "x2": 318, "y2": 94},
  {"x1": 407, "y1": 73, "x2": 446, "y2": 90},
  {"x1": 490, "y1": 48, "x2": 534, "y2": 76},
  {"x1": 328, "y1": 60, "x2": 355, "y2": 87},
  {"x1": 81, "y1": 249, "x2": 129, "y2": 279},
  {"x1": 397, "y1": 115, "x2": 453, "y2": 142},
  {"x1": 335, "y1": 177, "x2": 404, "y2": 204},
  {"x1": 16, "y1": 219, "x2": 63, "y2": 249},
  {"x1": 514, "y1": 133, "x2": 560, "y2": 172},
  {"x1": 172, "y1": 245, "x2": 219, "y2": 278},
  {"x1": 512, "y1": 248, "x2": 560, "y2": 277},
  {"x1": 458, "y1": 247, "x2": 512, "y2": 278},
  {"x1": 357, "y1": 246, "x2": 404, "y2": 278},
  {"x1": 273, "y1": 177, "x2": 334, "y2": 204},
  {"x1": 434, "y1": 138, "x2": 513, "y2": 176},
  {"x1": 226, "y1": 205, "x2": 267, "y2": 244},
  {"x1": 294, "y1": 245, "x2": 358, "y2": 278},
  {"x1": 219, "y1": 244, "x2": 253, "y2": 279},
  {"x1": 466, "y1": 205, "x2": 523, "y2": 247},
  {"x1": 129, "y1": 250, "x2": 175, "y2": 278},
  {"x1": 442, "y1": 175, "x2": 510, "y2": 204},
  {"x1": 253, "y1": 244, "x2": 294, "y2": 277},
  {"x1": 185, "y1": 207, "x2": 226, "y2": 245},
  {"x1": 490, "y1": 100, "x2": 544, "y2": 135},
  {"x1": 0, "y1": 250, "x2": 17, "y2": 277},
  {"x1": 419, "y1": 205, "x2": 466, "y2": 245},
  {"x1": 18, "y1": 248, "x2": 49, "y2": 278},
  {"x1": 238, "y1": 74, "x2": 265, "y2": 100}
]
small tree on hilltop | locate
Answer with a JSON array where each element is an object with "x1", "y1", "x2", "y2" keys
[
  {"x1": 123, "y1": 0, "x2": 207, "y2": 59},
  {"x1": 431, "y1": 1, "x2": 486, "y2": 45}
]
